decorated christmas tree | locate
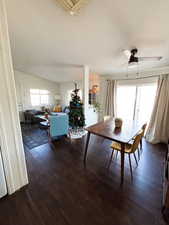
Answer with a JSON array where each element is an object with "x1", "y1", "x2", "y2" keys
[{"x1": 69, "y1": 83, "x2": 85, "y2": 129}]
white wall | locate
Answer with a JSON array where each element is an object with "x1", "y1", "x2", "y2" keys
[{"x1": 14, "y1": 70, "x2": 60, "y2": 116}]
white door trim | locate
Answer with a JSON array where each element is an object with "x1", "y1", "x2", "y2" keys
[{"x1": 0, "y1": 0, "x2": 28, "y2": 194}]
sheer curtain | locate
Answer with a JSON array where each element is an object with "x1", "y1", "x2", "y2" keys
[
  {"x1": 104, "y1": 80, "x2": 116, "y2": 117},
  {"x1": 146, "y1": 74, "x2": 169, "y2": 143}
]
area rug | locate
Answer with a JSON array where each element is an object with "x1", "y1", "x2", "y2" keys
[
  {"x1": 69, "y1": 128, "x2": 87, "y2": 139},
  {"x1": 21, "y1": 124, "x2": 49, "y2": 149}
]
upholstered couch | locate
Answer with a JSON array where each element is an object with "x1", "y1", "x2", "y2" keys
[{"x1": 24, "y1": 110, "x2": 45, "y2": 123}]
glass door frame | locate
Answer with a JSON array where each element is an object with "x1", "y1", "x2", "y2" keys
[{"x1": 116, "y1": 80, "x2": 157, "y2": 123}]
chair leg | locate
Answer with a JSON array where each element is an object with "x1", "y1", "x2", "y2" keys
[
  {"x1": 128, "y1": 154, "x2": 133, "y2": 179},
  {"x1": 137, "y1": 148, "x2": 140, "y2": 160},
  {"x1": 115, "y1": 150, "x2": 118, "y2": 159},
  {"x1": 108, "y1": 149, "x2": 114, "y2": 169},
  {"x1": 133, "y1": 153, "x2": 138, "y2": 166},
  {"x1": 101, "y1": 137, "x2": 105, "y2": 144},
  {"x1": 140, "y1": 139, "x2": 143, "y2": 151}
]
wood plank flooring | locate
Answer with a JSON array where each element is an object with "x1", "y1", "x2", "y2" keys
[{"x1": 0, "y1": 133, "x2": 167, "y2": 225}]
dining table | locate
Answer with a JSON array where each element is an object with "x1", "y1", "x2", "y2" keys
[{"x1": 84, "y1": 118, "x2": 141, "y2": 184}]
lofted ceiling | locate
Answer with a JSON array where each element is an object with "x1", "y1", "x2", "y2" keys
[{"x1": 5, "y1": 0, "x2": 169, "y2": 82}]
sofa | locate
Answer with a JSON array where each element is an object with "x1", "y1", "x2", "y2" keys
[{"x1": 24, "y1": 110, "x2": 45, "y2": 124}]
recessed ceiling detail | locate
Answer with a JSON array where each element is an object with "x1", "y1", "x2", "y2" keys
[{"x1": 56, "y1": 0, "x2": 89, "y2": 15}]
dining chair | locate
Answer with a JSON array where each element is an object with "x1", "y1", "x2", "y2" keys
[
  {"x1": 140, "y1": 123, "x2": 147, "y2": 151},
  {"x1": 108, "y1": 131, "x2": 143, "y2": 178},
  {"x1": 130, "y1": 123, "x2": 147, "y2": 161}
]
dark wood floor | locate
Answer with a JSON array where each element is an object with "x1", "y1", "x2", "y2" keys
[{"x1": 0, "y1": 133, "x2": 167, "y2": 225}]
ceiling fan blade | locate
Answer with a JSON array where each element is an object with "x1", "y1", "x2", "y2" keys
[
  {"x1": 123, "y1": 49, "x2": 131, "y2": 59},
  {"x1": 138, "y1": 56, "x2": 162, "y2": 62}
]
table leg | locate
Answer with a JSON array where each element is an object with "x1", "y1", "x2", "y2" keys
[
  {"x1": 83, "y1": 132, "x2": 91, "y2": 165},
  {"x1": 120, "y1": 143, "x2": 125, "y2": 184}
]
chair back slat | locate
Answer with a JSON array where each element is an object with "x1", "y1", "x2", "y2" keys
[
  {"x1": 141, "y1": 123, "x2": 147, "y2": 136},
  {"x1": 131, "y1": 131, "x2": 143, "y2": 153}
]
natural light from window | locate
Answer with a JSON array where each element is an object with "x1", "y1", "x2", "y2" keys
[
  {"x1": 116, "y1": 83, "x2": 157, "y2": 125},
  {"x1": 116, "y1": 86, "x2": 136, "y2": 121},
  {"x1": 30, "y1": 89, "x2": 49, "y2": 106}
]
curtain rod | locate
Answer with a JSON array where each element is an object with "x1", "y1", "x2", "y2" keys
[{"x1": 106, "y1": 74, "x2": 160, "y2": 81}]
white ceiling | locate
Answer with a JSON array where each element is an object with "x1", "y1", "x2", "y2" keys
[{"x1": 5, "y1": 0, "x2": 169, "y2": 82}]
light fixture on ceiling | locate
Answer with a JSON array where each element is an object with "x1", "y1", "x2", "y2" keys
[
  {"x1": 70, "y1": 10, "x2": 75, "y2": 15},
  {"x1": 57, "y1": 0, "x2": 90, "y2": 15}
]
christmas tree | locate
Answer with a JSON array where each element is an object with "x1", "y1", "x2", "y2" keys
[{"x1": 69, "y1": 83, "x2": 85, "y2": 128}]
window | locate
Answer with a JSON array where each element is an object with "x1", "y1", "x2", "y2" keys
[
  {"x1": 116, "y1": 81, "x2": 157, "y2": 124},
  {"x1": 30, "y1": 89, "x2": 49, "y2": 106}
]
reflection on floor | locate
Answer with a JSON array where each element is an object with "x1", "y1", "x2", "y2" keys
[{"x1": 0, "y1": 133, "x2": 167, "y2": 225}]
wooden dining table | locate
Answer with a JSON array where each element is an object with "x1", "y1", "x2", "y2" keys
[{"x1": 84, "y1": 118, "x2": 141, "y2": 184}]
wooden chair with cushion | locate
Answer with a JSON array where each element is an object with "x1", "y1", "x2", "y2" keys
[
  {"x1": 131, "y1": 123, "x2": 147, "y2": 161},
  {"x1": 109, "y1": 131, "x2": 143, "y2": 178},
  {"x1": 140, "y1": 123, "x2": 147, "y2": 151}
]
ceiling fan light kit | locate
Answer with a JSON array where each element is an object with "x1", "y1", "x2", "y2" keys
[{"x1": 56, "y1": 0, "x2": 89, "y2": 15}]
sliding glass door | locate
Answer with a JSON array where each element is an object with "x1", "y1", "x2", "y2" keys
[
  {"x1": 116, "y1": 81, "x2": 157, "y2": 124},
  {"x1": 135, "y1": 84, "x2": 157, "y2": 124},
  {"x1": 116, "y1": 86, "x2": 136, "y2": 121}
]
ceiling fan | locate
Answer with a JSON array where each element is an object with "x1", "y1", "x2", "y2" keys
[
  {"x1": 57, "y1": 0, "x2": 89, "y2": 15},
  {"x1": 124, "y1": 48, "x2": 162, "y2": 65}
]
